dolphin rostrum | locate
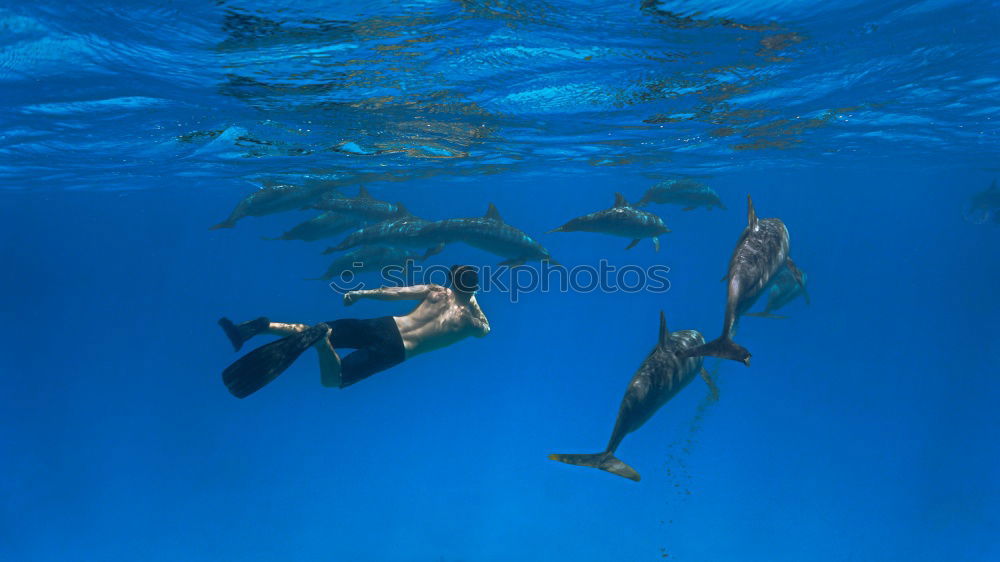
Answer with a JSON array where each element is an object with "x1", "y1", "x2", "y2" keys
[{"x1": 549, "y1": 312, "x2": 714, "y2": 482}]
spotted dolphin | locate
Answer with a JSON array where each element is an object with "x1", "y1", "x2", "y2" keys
[
  {"x1": 264, "y1": 212, "x2": 368, "y2": 242},
  {"x1": 324, "y1": 203, "x2": 439, "y2": 254},
  {"x1": 745, "y1": 267, "x2": 810, "y2": 319},
  {"x1": 636, "y1": 178, "x2": 726, "y2": 211},
  {"x1": 307, "y1": 245, "x2": 434, "y2": 281},
  {"x1": 548, "y1": 193, "x2": 670, "y2": 251},
  {"x1": 549, "y1": 312, "x2": 714, "y2": 482},
  {"x1": 422, "y1": 203, "x2": 555, "y2": 266},
  {"x1": 310, "y1": 186, "x2": 399, "y2": 222},
  {"x1": 964, "y1": 179, "x2": 1000, "y2": 225},
  {"x1": 210, "y1": 183, "x2": 333, "y2": 229},
  {"x1": 679, "y1": 195, "x2": 803, "y2": 366}
]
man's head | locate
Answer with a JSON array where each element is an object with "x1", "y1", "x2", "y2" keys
[{"x1": 449, "y1": 265, "x2": 479, "y2": 295}]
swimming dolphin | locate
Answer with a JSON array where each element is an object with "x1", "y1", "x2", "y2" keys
[
  {"x1": 547, "y1": 193, "x2": 670, "y2": 251},
  {"x1": 549, "y1": 311, "x2": 714, "y2": 482},
  {"x1": 635, "y1": 178, "x2": 726, "y2": 211},
  {"x1": 264, "y1": 212, "x2": 368, "y2": 242},
  {"x1": 307, "y1": 245, "x2": 436, "y2": 281},
  {"x1": 964, "y1": 179, "x2": 1000, "y2": 225},
  {"x1": 210, "y1": 183, "x2": 334, "y2": 229},
  {"x1": 679, "y1": 195, "x2": 803, "y2": 366},
  {"x1": 745, "y1": 268, "x2": 810, "y2": 319},
  {"x1": 310, "y1": 186, "x2": 399, "y2": 222},
  {"x1": 422, "y1": 203, "x2": 556, "y2": 266},
  {"x1": 323, "y1": 203, "x2": 440, "y2": 254}
]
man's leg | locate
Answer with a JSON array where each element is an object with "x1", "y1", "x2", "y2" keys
[
  {"x1": 266, "y1": 323, "x2": 341, "y2": 387},
  {"x1": 316, "y1": 333, "x2": 342, "y2": 388},
  {"x1": 266, "y1": 322, "x2": 310, "y2": 336}
]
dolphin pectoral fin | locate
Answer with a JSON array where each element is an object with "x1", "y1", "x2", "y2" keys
[
  {"x1": 545, "y1": 226, "x2": 565, "y2": 234},
  {"x1": 682, "y1": 206, "x2": 696, "y2": 211},
  {"x1": 548, "y1": 452, "x2": 640, "y2": 482},
  {"x1": 652, "y1": 237, "x2": 660, "y2": 252},
  {"x1": 744, "y1": 312, "x2": 788, "y2": 319},
  {"x1": 679, "y1": 337, "x2": 751, "y2": 366},
  {"x1": 209, "y1": 219, "x2": 236, "y2": 230},
  {"x1": 625, "y1": 238, "x2": 640, "y2": 250},
  {"x1": 699, "y1": 367, "x2": 720, "y2": 402},
  {"x1": 422, "y1": 243, "x2": 446, "y2": 260}
]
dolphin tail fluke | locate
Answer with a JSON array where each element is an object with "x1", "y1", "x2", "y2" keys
[
  {"x1": 680, "y1": 337, "x2": 751, "y2": 366},
  {"x1": 548, "y1": 452, "x2": 640, "y2": 482},
  {"x1": 652, "y1": 237, "x2": 660, "y2": 252},
  {"x1": 222, "y1": 323, "x2": 331, "y2": 399},
  {"x1": 625, "y1": 238, "x2": 640, "y2": 250}
]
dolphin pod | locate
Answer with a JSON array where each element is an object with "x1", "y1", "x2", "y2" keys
[{"x1": 213, "y1": 179, "x2": 811, "y2": 482}]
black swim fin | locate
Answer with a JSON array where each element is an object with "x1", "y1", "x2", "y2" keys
[
  {"x1": 548, "y1": 452, "x2": 640, "y2": 482},
  {"x1": 222, "y1": 323, "x2": 330, "y2": 399},
  {"x1": 218, "y1": 317, "x2": 270, "y2": 352}
]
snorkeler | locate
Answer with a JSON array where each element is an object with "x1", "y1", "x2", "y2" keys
[{"x1": 218, "y1": 265, "x2": 490, "y2": 398}]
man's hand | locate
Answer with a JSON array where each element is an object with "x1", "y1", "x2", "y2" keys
[{"x1": 343, "y1": 291, "x2": 359, "y2": 306}]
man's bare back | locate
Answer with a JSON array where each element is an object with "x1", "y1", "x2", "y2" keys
[{"x1": 345, "y1": 283, "x2": 490, "y2": 358}]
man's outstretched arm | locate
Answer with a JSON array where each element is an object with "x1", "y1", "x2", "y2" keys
[{"x1": 344, "y1": 284, "x2": 437, "y2": 305}]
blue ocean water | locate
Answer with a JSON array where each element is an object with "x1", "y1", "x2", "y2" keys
[{"x1": 2, "y1": 0, "x2": 998, "y2": 560}]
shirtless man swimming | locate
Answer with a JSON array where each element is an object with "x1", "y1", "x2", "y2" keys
[{"x1": 218, "y1": 265, "x2": 489, "y2": 398}]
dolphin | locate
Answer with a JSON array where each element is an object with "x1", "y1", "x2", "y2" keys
[
  {"x1": 210, "y1": 183, "x2": 335, "y2": 229},
  {"x1": 421, "y1": 203, "x2": 556, "y2": 266},
  {"x1": 636, "y1": 178, "x2": 726, "y2": 211},
  {"x1": 310, "y1": 186, "x2": 399, "y2": 222},
  {"x1": 745, "y1": 268, "x2": 810, "y2": 319},
  {"x1": 307, "y1": 245, "x2": 435, "y2": 281},
  {"x1": 964, "y1": 179, "x2": 1000, "y2": 225},
  {"x1": 679, "y1": 195, "x2": 803, "y2": 366},
  {"x1": 549, "y1": 311, "x2": 714, "y2": 482},
  {"x1": 323, "y1": 203, "x2": 440, "y2": 255},
  {"x1": 264, "y1": 212, "x2": 368, "y2": 242},
  {"x1": 548, "y1": 193, "x2": 670, "y2": 251}
]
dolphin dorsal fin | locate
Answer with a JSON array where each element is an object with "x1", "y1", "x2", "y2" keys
[
  {"x1": 658, "y1": 310, "x2": 668, "y2": 347},
  {"x1": 485, "y1": 203, "x2": 503, "y2": 222},
  {"x1": 357, "y1": 186, "x2": 372, "y2": 199},
  {"x1": 613, "y1": 193, "x2": 629, "y2": 208},
  {"x1": 747, "y1": 194, "x2": 758, "y2": 229},
  {"x1": 394, "y1": 202, "x2": 411, "y2": 217}
]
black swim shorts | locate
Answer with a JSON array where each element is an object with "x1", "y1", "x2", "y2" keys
[{"x1": 323, "y1": 316, "x2": 406, "y2": 387}]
